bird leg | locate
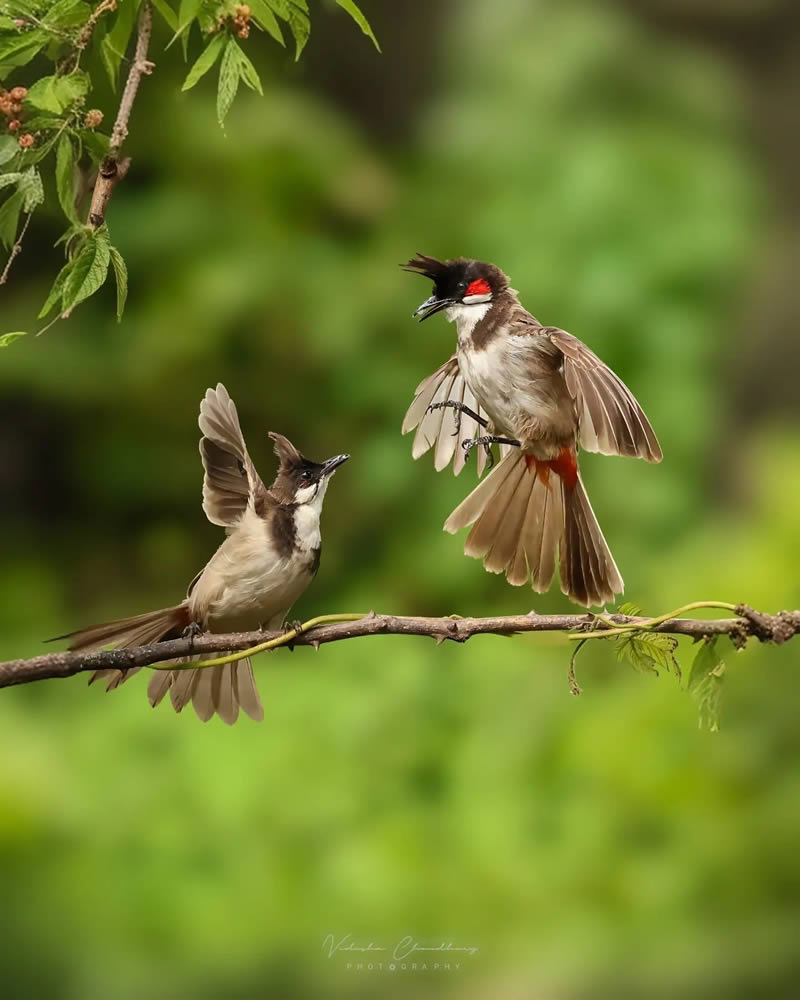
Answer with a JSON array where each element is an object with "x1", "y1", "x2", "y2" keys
[
  {"x1": 182, "y1": 620, "x2": 203, "y2": 650},
  {"x1": 425, "y1": 399, "x2": 489, "y2": 435},
  {"x1": 462, "y1": 435, "x2": 521, "y2": 470}
]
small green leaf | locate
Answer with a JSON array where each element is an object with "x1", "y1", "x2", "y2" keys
[
  {"x1": 217, "y1": 37, "x2": 241, "y2": 126},
  {"x1": 688, "y1": 638, "x2": 727, "y2": 731},
  {"x1": 55, "y1": 134, "x2": 79, "y2": 225},
  {"x1": 167, "y1": 0, "x2": 201, "y2": 49},
  {"x1": 615, "y1": 629, "x2": 681, "y2": 678},
  {"x1": 108, "y1": 244, "x2": 128, "y2": 320},
  {"x1": 151, "y1": 0, "x2": 178, "y2": 31},
  {"x1": 181, "y1": 30, "x2": 226, "y2": 91},
  {"x1": 0, "y1": 190, "x2": 22, "y2": 249},
  {"x1": 0, "y1": 331, "x2": 28, "y2": 347},
  {"x1": 233, "y1": 40, "x2": 263, "y2": 95},
  {"x1": 0, "y1": 30, "x2": 48, "y2": 73},
  {"x1": 0, "y1": 135, "x2": 18, "y2": 167},
  {"x1": 39, "y1": 257, "x2": 75, "y2": 319},
  {"x1": 0, "y1": 172, "x2": 21, "y2": 191},
  {"x1": 268, "y1": 0, "x2": 309, "y2": 59},
  {"x1": 249, "y1": 0, "x2": 284, "y2": 45},
  {"x1": 18, "y1": 166, "x2": 43, "y2": 212},
  {"x1": 79, "y1": 128, "x2": 110, "y2": 163},
  {"x1": 616, "y1": 601, "x2": 641, "y2": 617},
  {"x1": 26, "y1": 72, "x2": 89, "y2": 114},
  {"x1": 62, "y1": 231, "x2": 111, "y2": 312},
  {"x1": 43, "y1": 0, "x2": 91, "y2": 29},
  {"x1": 101, "y1": 0, "x2": 139, "y2": 89},
  {"x1": 335, "y1": 0, "x2": 380, "y2": 51}
]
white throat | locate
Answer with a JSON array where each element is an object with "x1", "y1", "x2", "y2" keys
[
  {"x1": 292, "y1": 477, "x2": 330, "y2": 553},
  {"x1": 445, "y1": 301, "x2": 491, "y2": 344}
]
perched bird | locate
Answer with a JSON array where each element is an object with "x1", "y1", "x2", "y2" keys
[
  {"x1": 53, "y1": 384, "x2": 349, "y2": 723},
  {"x1": 402, "y1": 255, "x2": 661, "y2": 607}
]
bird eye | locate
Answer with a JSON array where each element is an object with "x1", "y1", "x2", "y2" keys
[{"x1": 456, "y1": 281, "x2": 466, "y2": 292}]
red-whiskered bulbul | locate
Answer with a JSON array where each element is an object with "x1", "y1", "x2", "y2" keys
[
  {"x1": 52, "y1": 384, "x2": 349, "y2": 724},
  {"x1": 402, "y1": 255, "x2": 662, "y2": 607}
]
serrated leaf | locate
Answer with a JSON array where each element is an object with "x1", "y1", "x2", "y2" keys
[
  {"x1": 62, "y1": 231, "x2": 111, "y2": 312},
  {"x1": 79, "y1": 128, "x2": 110, "y2": 163},
  {"x1": 615, "y1": 629, "x2": 681, "y2": 678},
  {"x1": 217, "y1": 37, "x2": 241, "y2": 126},
  {"x1": 43, "y1": 0, "x2": 90, "y2": 29},
  {"x1": 181, "y1": 30, "x2": 225, "y2": 91},
  {"x1": 0, "y1": 189, "x2": 22, "y2": 249},
  {"x1": 268, "y1": 0, "x2": 309, "y2": 59},
  {"x1": 108, "y1": 244, "x2": 128, "y2": 320},
  {"x1": 26, "y1": 72, "x2": 89, "y2": 114},
  {"x1": 689, "y1": 639, "x2": 726, "y2": 732},
  {"x1": 0, "y1": 331, "x2": 28, "y2": 347},
  {"x1": 687, "y1": 637, "x2": 725, "y2": 693},
  {"x1": 151, "y1": 0, "x2": 177, "y2": 31},
  {"x1": 101, "y1": 0, "x2": 139, "y2": 90},
  {"x1": 232, "y1": 40, "x2": 263, "y2": 95},
  {"x1": 55, "y1": 133, "x2": 79, "y2": 225},
  {"x1": 18, "y1": 166, "x2": 43, "y2": 211},
  {"x1": 167, "y1": 0, "x2": 201, "y2": 49},
  {"x1": 38, "y1": 256, "x2": 75, "y2": 318},
  {"x1": 0, "y1": 135, "x2": 18, "y2": 167},
  {"x1": 335, "y1": 0, "x2": 379, "y2": 51},
  {"x1": 0, "y1": 29, "x2": 48, "y2": 73},
  {"x1": 249, "y1": 0, "x2": 284, "y2": 45},
  {"x1": 0, "y1": 172, "x2": 21, "y2": 190},
  {"x1": 616, "y1": 601, "x2": 641, "y2": 618}
]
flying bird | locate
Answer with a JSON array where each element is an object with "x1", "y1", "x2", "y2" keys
[
  {"x1": 53, "y1": 383, "x2": 349, "y2": 723},
  {"x1": 402, "y1": 254, "x2": 661, "y2": 607}
]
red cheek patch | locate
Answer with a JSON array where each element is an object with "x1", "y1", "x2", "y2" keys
[{"x1": 465, "y1": 278, "x2": 491, "y2": 297}]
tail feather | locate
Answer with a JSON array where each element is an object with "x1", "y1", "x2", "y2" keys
[
  {"x1": 49, "y1": 603, "x2": 190, "y2": 691},
  {"x1": 444, "y1": 450, "x2": 623, "y2": 607},
  {"x1": 150, "y1": 656, "x2": 264, "y2": 725}
]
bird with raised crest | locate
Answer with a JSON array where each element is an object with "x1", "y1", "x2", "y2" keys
[
  {"x1": 402, "y1": 254, "x2": 662, "y2": 607},
  {"x1": 51, "y1": 383, "x2": 349, "y2": 723}
]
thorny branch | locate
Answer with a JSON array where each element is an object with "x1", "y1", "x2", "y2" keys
[
  {"x1": 0, "y1": 604, "x2": 798, "y2": 690},
  {"x1": 87, "y1": 1, "x2": 154, "y2": 230}
]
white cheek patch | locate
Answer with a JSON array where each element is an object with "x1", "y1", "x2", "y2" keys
[
  {"x1": 462, "y1": 292, "x2": 492, "y2": 305},
  {"x1": 294, "y1": 483, "x2": 318, "y2": 505}
]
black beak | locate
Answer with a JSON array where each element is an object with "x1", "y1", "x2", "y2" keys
[
  {"x1": 413, "y1": 294, "x2": 455, "y2": 322},
  {"x1": 321, "y1": 453, "x2": 349, "y2": 476}
]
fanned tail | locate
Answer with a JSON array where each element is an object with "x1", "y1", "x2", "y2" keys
[
  {"x1": 444, "y1": 450, "x2": 623, "y2": 607},
  {"x1": 147, "y1": 657, "x2": 264, "y2": 725}
]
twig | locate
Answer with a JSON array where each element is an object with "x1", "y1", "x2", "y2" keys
[
  {"x1": 0, "y1": 210, "x2": 32, "y2": 285},
  {"x1": 2, "y1": 604, "x2": 799, "y2": 690},
  {"x1": 87, "y1": 1, "x2": 154, "y2": 230},
  {"x1": 59, "y1": 0, "x2": 118, "y2": 73}
]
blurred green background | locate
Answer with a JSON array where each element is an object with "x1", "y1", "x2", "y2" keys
[{"x1": 2, "y1": 0, "x2": 800, "y2": 996}]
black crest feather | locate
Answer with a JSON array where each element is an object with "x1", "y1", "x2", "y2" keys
[{"x1": 401, "y1": 253, "x2": 449, "y2": 281}]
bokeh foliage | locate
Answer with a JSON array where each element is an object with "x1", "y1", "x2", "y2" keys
[{"x1": 1, "y1": 1, "x2": 799, "y2": 997}]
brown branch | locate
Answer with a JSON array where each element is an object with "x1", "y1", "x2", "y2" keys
[
  {"x1": 1, "y1": 605, "x2": 798, "y2": 690},
  {"x1": 87, "y1": 1, "x2": 154, "y2": 230},
  {"x1": 0, "y1": 210, "x2": 32, "y2": 285}
]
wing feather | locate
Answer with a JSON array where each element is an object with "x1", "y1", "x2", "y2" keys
[
  {"x1": 198, "y1": 383, "x2": 267, "y2": 527},
  {"x1": 548, "y1": 329, "x2": 662, "y2": 463},
  {"x1": 402, "y1": 357, "x2": 490, "y2": 476}
]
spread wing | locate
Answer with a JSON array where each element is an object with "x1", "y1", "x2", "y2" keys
[
  {"x1": 402, "y1": 356, "x2": 491, "y2": 477},
  {"x1": 198, "y1": 383, "x2": 268, "y2": 527},
  {"x1": 547, "y1": 328, "x2": 662, "y2": 463}
]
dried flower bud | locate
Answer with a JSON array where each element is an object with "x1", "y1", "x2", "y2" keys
[
  {"x1": 236, "y1": 25, "x2": 250, "y2": 38},
  {"x1": 8, "y1": 120, "x2": 20, "y2": 132},
  {"x1": 235, "y1": 4, "x2": 251, "y2": 16},
  {"x1": 84, "y1": 109, "x2": 103, "y2": 128},
  {"x1": 18, "y1": 133, "x2": 34, "y2": 149},
  {"x1": 13, "y1": 18, "x2": 25, "y2": 28},
  {"x1": 9, "y1": 86, "x2": 27, "y2": 101}
]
